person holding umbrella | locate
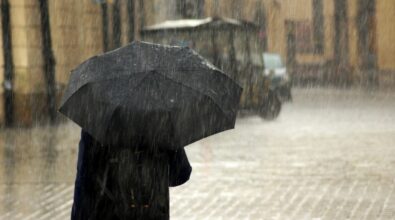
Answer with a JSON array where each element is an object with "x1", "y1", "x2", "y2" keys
[
  {"x1": 60, "y1": 41, "x2": 242, "y2": 219},
  {"x1": 71, "y1": 130, "x2": 192, "y2": 219}
]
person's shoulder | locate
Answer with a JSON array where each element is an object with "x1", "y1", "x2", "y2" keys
[
  {"x1": 81, "y1": 130, "x2": 92, "y2": 141},
  {"x1": 80, "y1": 130, "x2": 100, "y2": 149}
]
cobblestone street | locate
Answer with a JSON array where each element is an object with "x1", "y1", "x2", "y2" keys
[{"x1": 1, "y1": 87, "x2": 395, "y2": 220}]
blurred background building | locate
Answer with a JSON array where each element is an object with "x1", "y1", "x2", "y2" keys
[{"x1": 1, "y1": 0, "x2": 395, "y2": 126}]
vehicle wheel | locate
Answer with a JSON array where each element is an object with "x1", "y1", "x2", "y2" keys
[{"x1": 260, "y1": 92, "x2": 281, "y2": 120}]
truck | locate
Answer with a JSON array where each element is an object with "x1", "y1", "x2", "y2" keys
[{"x1": 141, "y1": 17, "x2": 291, "y2": 119}]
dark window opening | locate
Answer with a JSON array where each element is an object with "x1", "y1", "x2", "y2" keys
[
  {"x1": 334, "y1": 0, "x2": 349, "y2": 64},
  {"x1": 112, "y1": 0, "x2": 121, "y2": 48},
  {"x1": 312, "y1": 0, "x2": 324, "y2": 54},
  {"x1": 357, "y1": 0, "x2": 377, "y2": 69},
  {"x1": 177, "y1": 0, "x2": 205, "y2": 18},
  {"x1": 294, "y1": 21, "x2": 314, "y2": 54},
  {"x1": 255, "y1": 2, "x2": 268, "y2": 51}
]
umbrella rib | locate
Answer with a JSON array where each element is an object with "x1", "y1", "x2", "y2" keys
[
  {"x1": 61, "y1": 73, "x2": 142, "y2": 106},
  {"x1": 152, "y1": 71, "x2": 232, "y2": 119},
  {"x1": 115, "y1": 70, "x2": 156, "y2": 109},
  {"x1": 78, "y1": 70, "x2": 151, "y2": 87},
  {"x1": 62, "y1": 70, "x2": 235, "y2": 125},
  {"x1": 60, "y1": 72, "x2": 151, "y2": 117}
]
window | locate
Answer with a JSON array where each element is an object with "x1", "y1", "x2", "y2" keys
[
  {"x1": 312, "y1": 0, "x2": 324, "y2": 54},
  {"x1": 177, "y1": 0, "x2": 205, "y2": 18},
  {"x1": 295, "y1": 21, "x2": 314, "y2": 53}
]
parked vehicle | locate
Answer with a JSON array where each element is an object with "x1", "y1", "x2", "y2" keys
[
  {"x1": 141, "y1": 17, "x2": 290, "y2": 120},
  {"x1": 260, "y1": 53, "x2": 292, "y2": 119}
]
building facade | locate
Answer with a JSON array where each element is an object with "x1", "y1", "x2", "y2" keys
[
  {"x1": 0, "y1": 0, "x2": 104, "y2": 126},
  {"x1": 200, "y1": 0, "x2": 395, "y2": 86},
  {"x1": 1, "y1": 0, "x2": 395, "y2": 126},
  {"x1": 140, "y1": 0, "x2": 395, "y2": 86}
]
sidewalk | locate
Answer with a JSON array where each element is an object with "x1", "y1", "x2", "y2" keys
[{"x1": 1, "y1": 87, "x2": 395, "y2": 219}]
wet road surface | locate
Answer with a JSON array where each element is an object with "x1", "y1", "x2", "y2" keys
[{"x1": 0, "y1": 87, "x2": 395, "y2": 220}]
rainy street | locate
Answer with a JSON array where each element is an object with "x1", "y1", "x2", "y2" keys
[
  {"x1": 1, "y1": 0, "x2": 395, "y2": 219},
  {"x1": 0, "y1": 87, "x2": 394, "y2": 220}
]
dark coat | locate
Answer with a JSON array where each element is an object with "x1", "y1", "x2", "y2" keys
[{"x1": 71, "y1": 130, "x2": 192, "y2": 220}]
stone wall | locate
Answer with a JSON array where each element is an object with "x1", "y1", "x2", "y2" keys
[
  {"x1": 8, "y1": 0, "x2": 44, "y2": 125},
  {"x1": 49, "y1": 0, "x2": 103, "y2": 88},
  {"x1": 0, "y1": 0, "x2": 103, "y2": 126},
  {"x1": 376, "y1": 0, "x2": 395, "y2": 71}
]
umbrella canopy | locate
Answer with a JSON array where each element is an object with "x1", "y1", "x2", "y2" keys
[{"x1": 59, "y1": 41, "x2": 242, "y2": 150}]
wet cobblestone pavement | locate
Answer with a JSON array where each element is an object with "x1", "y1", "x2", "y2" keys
[{"x1": 1, "y1": 87, "x2": 395, "y2": 220}]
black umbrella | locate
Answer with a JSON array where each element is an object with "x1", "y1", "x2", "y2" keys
[{"x1": 59, "y1": 41, "x2": 242, "y2": 150}]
